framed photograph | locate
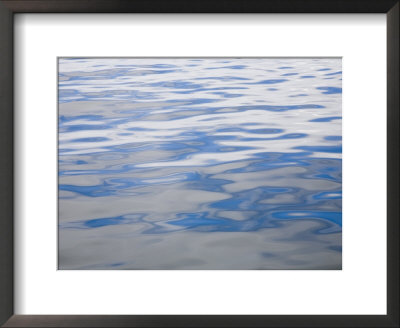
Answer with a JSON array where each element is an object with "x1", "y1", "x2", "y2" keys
[{"x1": 0, "y1": 0, "x2": 398, "y2": 327}]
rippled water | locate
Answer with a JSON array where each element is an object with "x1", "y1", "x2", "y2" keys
[{"x1": 58, "y1": 58, "x2": 342, "y2": 269}]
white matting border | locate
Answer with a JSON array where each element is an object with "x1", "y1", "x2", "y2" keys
[{"x1": 14, "y1": 14, "x2": 386, "y2": 315}]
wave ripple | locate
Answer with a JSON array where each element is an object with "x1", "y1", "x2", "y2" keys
[{"x1": 58, "y1": 58, "x2": 342, "y2": 269}]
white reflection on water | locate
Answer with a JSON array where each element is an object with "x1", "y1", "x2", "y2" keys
[{"x1": 58, "y1": 58, "x2": 342, "y2": 269}]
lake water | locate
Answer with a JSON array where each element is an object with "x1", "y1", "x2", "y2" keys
[{"x1": 58, "y1": 58, "x2": 342, "y2": 269}]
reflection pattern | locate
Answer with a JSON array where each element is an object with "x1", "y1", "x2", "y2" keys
[{"x1": 58, "y1": 58, "x2": 342, "y2": 269}]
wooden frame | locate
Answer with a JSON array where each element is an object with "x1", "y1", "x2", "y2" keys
[{"x1": 0, "y1": 0, "x2": 398, "y2": 327}]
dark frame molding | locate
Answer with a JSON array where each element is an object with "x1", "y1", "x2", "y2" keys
[{"x1": 0, "y1": 1, "x2": 398, "y2": 327}]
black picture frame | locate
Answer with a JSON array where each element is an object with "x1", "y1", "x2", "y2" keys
[{"x1": 0, "y1": 1, "x2": 398, "y2": 327}]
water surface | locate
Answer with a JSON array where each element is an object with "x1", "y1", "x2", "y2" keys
[{"x1": 58, "y1": 58, "x2": 342, "y2": 269}]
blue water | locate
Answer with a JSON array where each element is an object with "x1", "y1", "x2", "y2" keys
[{"x1": 58, "y1": 58, "x2": 342, "y2": 269}]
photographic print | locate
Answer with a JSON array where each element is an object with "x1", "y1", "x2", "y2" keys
[{"x1": 58, "y1": 58, "x2": 342, "y2": 270}]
